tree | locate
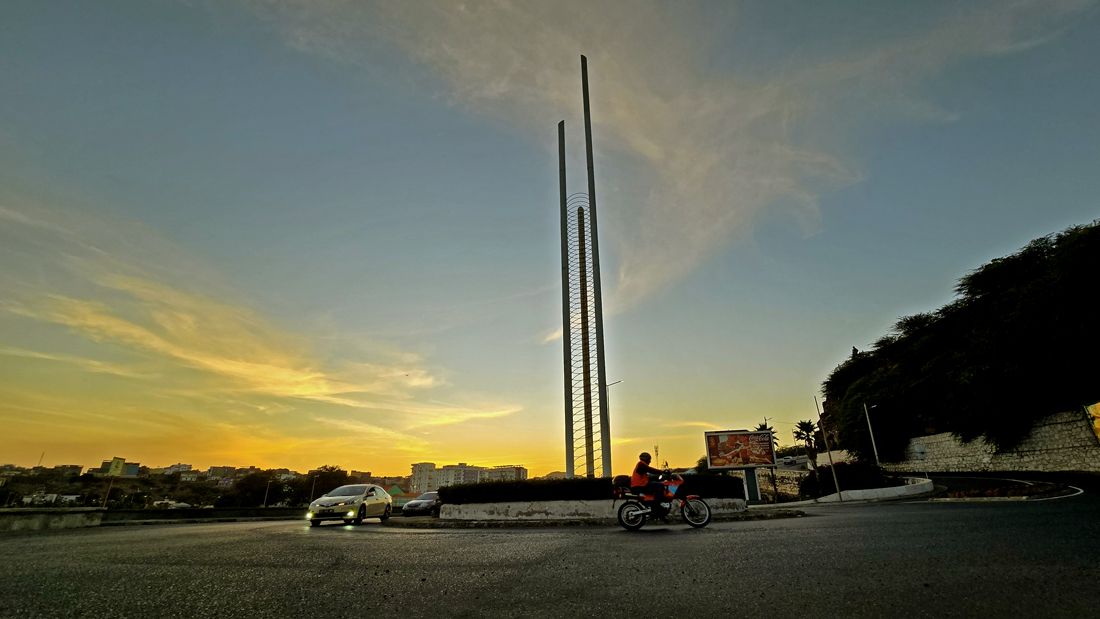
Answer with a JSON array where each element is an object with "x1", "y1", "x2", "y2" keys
[
  {"x1": 754, "y1": 421, "x2": 779, "y2": 448},
  {"x1": 793, "y1": 420, "x2": 819, "y2": 472},
  {"x1": 821, "y1": 219, "x2": 1100, "y2": 459},
  {"x1": 695, "y1": 455, "x2": 710, "y2": 474}
]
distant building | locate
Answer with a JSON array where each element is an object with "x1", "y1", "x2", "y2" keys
[
  {"x1": 410, "y1": 462, "x2": 529, "y2": 493},
  {"x1": 480, "y1": 465, "x2": 528, "y2": 483},
  {"x1": 179, "y1": 471, "x2": 201, "y2": 482},
  {"x1": 0, "y1": 465, "x2": 26, "y2": 479},
  {"x1": 53, "y1": 465, "x2": 83, "y2": 478},
  {"x1": 164, "y1": 463, "x2": 192, "y2": 475},
  {"x1": 438, "y1": 463, "x2": 482, "y2": 487},
  {"x1": 88, "y1": 457, "x2": 140, "y2": 478},
  {"x1": 410, "y1": 463, "x2": 438, "y2": 494},
  {"x1": 206, "y1": 466, "x2": 236, "y2": 479},
  {"x1": 23, "y1": 492, "x2": 59, "y2": 506}
]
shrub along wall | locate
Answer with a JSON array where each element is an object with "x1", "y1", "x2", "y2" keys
[
  {"x1": 437, "y1": 475, "x2": 745, "y2": 505},
  {"x1": 799, "y1": 462, "x2": 901, "y2": 499}
]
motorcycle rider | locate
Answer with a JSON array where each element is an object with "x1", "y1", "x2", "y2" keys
[{"x1": 630, "y1": 452, "x2": 667, "y2": 514}]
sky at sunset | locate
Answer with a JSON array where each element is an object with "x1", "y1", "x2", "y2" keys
[{"x1": 2, "y1": 0, "x2": 1099, "y2": 477}]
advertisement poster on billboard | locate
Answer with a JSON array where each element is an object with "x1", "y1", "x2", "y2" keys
[
  {"x1": 704, "y1": 430, "x2": 776, "y2": 469},
  {"x1": 1087, "y1": 402, "x2": 1100, "y2": 445}
]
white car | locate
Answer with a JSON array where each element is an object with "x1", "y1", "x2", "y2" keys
[{"x1": 307, "y1": 484, "x2": 392, "y2": 527}]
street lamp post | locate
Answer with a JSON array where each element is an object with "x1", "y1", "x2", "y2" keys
[
  {"x1": 263, "y1": 479, "x2": 272, "y2": 508},
  {"x1": 605, "y1": 380, "x2": 622, "y2": 412},
  {"x1": 814, "y1": 396, "x2": 843, "y2": 502},
  {"x1": 863, "y1": 403, "x2": 881, "y2": 467},
  {"x1": 604, "y1": 380, "x2": 622, "y2": 470}
]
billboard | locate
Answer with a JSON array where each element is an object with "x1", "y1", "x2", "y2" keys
[
  {"x1": 704, "y1": 430, "x2": 776, "y2": 469},
  {"x1": 106, "y1": 457, "x2": 126, "y2": 477},
  {"x1": 1087, "y1": 402, "x2": 1100, "y2": 445}
]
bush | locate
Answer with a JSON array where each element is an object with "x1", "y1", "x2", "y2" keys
[
  {"x1": 437, "y1": 474, "x2": 746, "y2": 504},
  {"x1": 677, "y1": 474, "x2": 746, "y2": 500},
  {"x1": 798, "y1": 462, "x2": 900, "y2": 498},
  {"x1": 438, "y1": 478, "x2": 611, "y2": 504}
]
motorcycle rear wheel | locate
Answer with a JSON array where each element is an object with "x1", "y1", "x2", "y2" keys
[
  {"x1": 681, "y1": 498, "x2": 711, "y2": 528},
  {"x1": 617, "y1": 501, "x2": 647, "y2": 531}
]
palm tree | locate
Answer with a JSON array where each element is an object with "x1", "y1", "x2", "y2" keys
[
  {"x1": 754, "y1": 421, "x2": 779, "y2": 448},
  {"x1": 793, "y1": 420, "x2": 819, "y2": 471},
  {"x1": 755, "y1": 421, "x2": 780, "y2": 503}
]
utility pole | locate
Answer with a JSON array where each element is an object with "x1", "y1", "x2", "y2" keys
[
  {"x1": 263, "y1": 478, "x2": 272, "y2": 508},
  {"x1": 863, "y1": 403, "x2": 881, "y2": 466},
  {"x1": 763, "y1": 416, "x2": 779, "y2": 503},
  {"x1": 814, "y1": 396, "x2": 843, "y2": 502},
  {"x1": 101, "y1": 476, "x2": 114, "y2": 508}
]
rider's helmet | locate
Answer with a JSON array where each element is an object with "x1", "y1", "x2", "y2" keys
[{"x1": 639, "y1": 452, "x2": 652, "y2": 463}]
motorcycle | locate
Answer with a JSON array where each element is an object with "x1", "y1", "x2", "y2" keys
[{"x1": 612, "y1": 472, "x2": 712, "y2": 531}]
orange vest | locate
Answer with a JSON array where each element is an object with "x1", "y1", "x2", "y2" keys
[{"x1": 631, "y1": 463, "x2": 648, "y2": 487}]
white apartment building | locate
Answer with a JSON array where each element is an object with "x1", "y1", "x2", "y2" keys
[
  {"x1": 480, "y1": 465, "x2": 528, "y2": 483},
  {"x1": 410, "y1": 462, "x2": 529, "y2": 493}
]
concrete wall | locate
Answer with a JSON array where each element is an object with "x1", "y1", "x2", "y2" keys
[
  {"x1": 101, "y1": 507, "x2": 302, "y2": 523},
  {"x1": 0, "y1": 508, "x2": 105, "y2": 532},
  {"x1": 441, "y1": 498, "x2": 747, "y2": 522},
  {"x1": 883, "y1": 410, "x2": 1100, "y2": 473},
  {"x1": 814, "y1": 477, "x2": 934, "y2": 502},
  {"x1": 0, "y1": 507, "x2": 305, "y2": 532}
]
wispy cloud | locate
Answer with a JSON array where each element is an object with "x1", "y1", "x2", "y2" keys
[
  {"x1": 663, "y1": 421, "x2": 725, "y2": 431},
  {"x1": 0, "y1": 346, "x2": 147, "y2": 379},
  {"x1": 311, "y1": 416, "x2": 430, "y2": 451},
  {"x1": 244, "y1": 0, "x2": 1093, "y2": 310},
  {"x1": 0, "y1": 200, "x2": 520, "y2": 433}
]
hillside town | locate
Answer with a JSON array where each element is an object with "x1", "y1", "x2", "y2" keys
[{"x1": 0, "y1": 458, "x2": 529, "y2": 509}]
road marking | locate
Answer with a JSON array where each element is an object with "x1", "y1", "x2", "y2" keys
[{"x1": 1027, "y1": 485, "x2": 1084, "y2": 501}]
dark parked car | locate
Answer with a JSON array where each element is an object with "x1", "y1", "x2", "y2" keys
[{"x1": 401, "y1": 491, "x2": 441, "y2": 517}]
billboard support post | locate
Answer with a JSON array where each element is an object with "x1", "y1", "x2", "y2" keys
[{"x1": 744, "y1": 469, "x2": 761, "y2": 503}]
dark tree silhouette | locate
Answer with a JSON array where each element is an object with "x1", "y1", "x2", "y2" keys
[{"x1": 822, "y1": 219, "x2": 1100, "y2": 461}]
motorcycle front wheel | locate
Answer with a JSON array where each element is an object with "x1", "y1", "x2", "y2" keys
[
  {"x1": 617, "y1": 501, "x2": 647, "y2": 531},
  {"x1": 681, "y1": 497, "x2": 711, "y2": 528}
]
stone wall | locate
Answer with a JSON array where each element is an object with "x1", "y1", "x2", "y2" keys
[
  {"x1": 883, "y1": 410, "x2": 1100, "y2": 473},
  {"x1": 0, "y1": 508, "x2": 105, "y2": 532}
]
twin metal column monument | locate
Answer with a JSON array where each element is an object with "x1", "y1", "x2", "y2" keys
[{"x1": 559, "y1": 55, "x2": 611, "y2": 479}]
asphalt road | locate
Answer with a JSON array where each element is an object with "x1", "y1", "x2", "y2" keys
[{"x1": 2, "y1": 490, "x2": 1098, "y2": 617}]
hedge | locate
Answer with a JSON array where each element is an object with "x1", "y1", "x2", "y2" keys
[
  {"x1": 798, "y1": 462, "x2": 902, "y2": 498},
  {"x1": 437, "y1": 474, "x2": 745, "y2": 504}
]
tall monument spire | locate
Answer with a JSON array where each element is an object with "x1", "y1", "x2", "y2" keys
[{"x1": 558, "y1": 55, "x2": 612, "y2": 478}]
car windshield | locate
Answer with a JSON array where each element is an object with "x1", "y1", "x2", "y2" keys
[
  {"x1": 415, "y1": 492, "x2": 438, "y2": 500},
  {"x1": 324, "y1": 485, "x2": 368, "y2": 497}
]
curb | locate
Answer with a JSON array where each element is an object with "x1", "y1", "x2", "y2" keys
[
  {"x1": 382, "y1": 508, "x2": 806, "y2": 529},
  {"x1": 100, "y1": 516, "x2": 305, "y2": 527},
  {"x1": 927, "y1": 497, "x2": 1029, "y2": 502}
]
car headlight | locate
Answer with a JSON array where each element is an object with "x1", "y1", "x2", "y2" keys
[{"x1": 306, "y1": 512, "x2": 313, "y2": 519}]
